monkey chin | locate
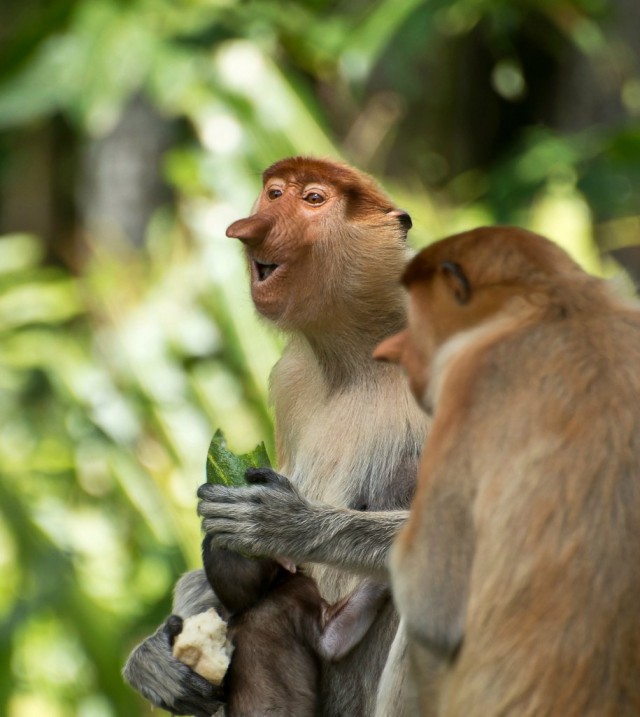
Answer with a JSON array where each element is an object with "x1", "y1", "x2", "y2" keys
[
  {"x1": 250, "y1": 285, "x2": 285, "y2": 323},
  {"x1": 249, "y1": 265, "x2": 287, "y2": 321}
]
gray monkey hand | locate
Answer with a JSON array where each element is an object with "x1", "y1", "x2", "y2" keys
[
  {"x1": 123, "y1": 614, "x2": 224, "y2": 717},
  {"x1": 197, "y1": 468, "x2": 320, "y2": 561}
]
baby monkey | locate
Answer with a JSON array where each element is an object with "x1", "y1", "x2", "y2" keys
[{"x1": 173, "y1": 468, "x2": 388, "y2": 717}]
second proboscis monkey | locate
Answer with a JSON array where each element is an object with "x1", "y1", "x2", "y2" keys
[
  {"x1": 376, "y1": 226, "x2": 640, "y2": 717},
  {"x1": 124, "y1": 157, "x2": 428, "y2": 716}
]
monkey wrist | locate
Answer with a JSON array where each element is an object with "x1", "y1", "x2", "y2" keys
[
  {"x1": 305, "y1": 508, "x2": 409, "y2": 574},
  {"x1": 122, "y1": 622, "x2": 224, "y2": 716}
]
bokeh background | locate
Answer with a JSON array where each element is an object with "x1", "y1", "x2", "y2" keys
[{"x1": 1, "y1": 1, "x2": 639, "y2": 715}]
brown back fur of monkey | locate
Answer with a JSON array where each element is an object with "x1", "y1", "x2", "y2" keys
[
  {"x1": 384, "y1": 226, "x2": 640, "y2": 717},
  {"x1": 222, "y1": 567, "x2": 325, "y2": 717}
]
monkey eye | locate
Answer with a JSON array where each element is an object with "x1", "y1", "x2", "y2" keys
[
  {"x1": 303, "y1": 191, "x2": 325, "y2": 205},
  {"x1": 267, "y1": 187, "x2": 283, "y2": 200}
]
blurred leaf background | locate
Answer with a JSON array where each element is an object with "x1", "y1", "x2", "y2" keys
[{"x1": 0, "y1": 1, "x2": 638, "y2": 715}]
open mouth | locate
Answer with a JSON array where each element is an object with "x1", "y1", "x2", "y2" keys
[{"x1": 254, "y1": 259, "x2": 280, "y2": 282}]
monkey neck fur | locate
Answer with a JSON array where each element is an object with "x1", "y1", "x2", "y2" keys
[
  {"x1": 291, "y1": 303, "x2": 406, "y2": 390},
  {"x1": 280, "y1": 255, "x2": 409, "y2": 389}
]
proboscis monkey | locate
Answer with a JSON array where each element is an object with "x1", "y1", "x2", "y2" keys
[
  {"x1": 123, "y1": 157, "x2": 428, "y2": 716},
  {"x1": 375, "y1": 226, "x2": 640, "y2": 717}
]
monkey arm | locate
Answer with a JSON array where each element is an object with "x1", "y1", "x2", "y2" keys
[
  {"x1": 122, "y1": 570, "x2": 225, "y2": 716},
  {"x1": 171, "y1": 568, "x2": 225, "y2": 618},
  {"x1": 197, "y1": 468, "x2": 408, "y2": 577},
  {"x1": 391, "y1": 475, "x2": 475, "y2": 658}
]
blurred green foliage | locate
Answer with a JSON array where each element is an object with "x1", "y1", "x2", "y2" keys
[
  {"x1": 0, "y1": 228, "x2": 279, "y2": 716},
  {"x1": 0, "y1": 0, "x2": 638, "y2": 716}
]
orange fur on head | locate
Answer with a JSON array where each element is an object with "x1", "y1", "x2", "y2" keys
[{"x1": 226, "y1": 156, "x2": 412, "y2": 336}]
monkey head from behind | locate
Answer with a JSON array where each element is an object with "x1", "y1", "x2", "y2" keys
[{"x1": 376, "y1": 226, "x2": 640, "y2": 717}]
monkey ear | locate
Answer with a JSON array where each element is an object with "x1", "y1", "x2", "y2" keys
[
  {"x1": 440, "y1": 261, "x2": 471, "y2": 305},
  {"x1": 386, "y1": 208, "x2": 412, "y2": 232}
]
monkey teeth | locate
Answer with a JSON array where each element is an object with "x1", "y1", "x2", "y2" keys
[{"x1": 254, "y1": 259, "x2": 279, "y2": 282}]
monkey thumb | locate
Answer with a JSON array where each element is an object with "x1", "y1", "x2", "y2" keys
[
  {"x1": 245, "y1": 467, "x2": 289, "y2": 488},
  {"x1": 164, "y1": 615, "x2": 184, "y2": 645}
]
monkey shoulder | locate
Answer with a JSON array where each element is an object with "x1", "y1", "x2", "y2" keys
[
  {"x1": 433, "y1": 306, "x2": 640, "y2": 465},
  {"x1": 490, "y1": 309, "x2": 640, "y2": 390}
]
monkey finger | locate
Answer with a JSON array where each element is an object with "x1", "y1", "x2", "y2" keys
[
  {"x1": 197, "y1": 498, "x2": 257, "y2": 521},
  {"x1": 197, "y1": 483, "x2": 240, "y2": 502},
  {"x1": 162, "y1": 671, "x2": 224, "y2": 717},
  {"x1": 201, "y1": 527, "x2": 251, "y2": 554},
  {"x1": 197, "y1": 482, "x2": 266, "y2": 505},
  {"x1": 245, "y1": 467, "x2": 296, "y2": 492},
  {"x1": 201, "y1": 517, "x2": 249, "y2": 536},
  {"x1": 123, "y1": 623, "x2": 224, "y2": 717},
  {"x1": 164, "y1": 614, "x2": 184, "y2": 645}
]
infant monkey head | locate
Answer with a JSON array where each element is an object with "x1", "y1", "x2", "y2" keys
[{"x1": 202, "y1": 536, "x2": 291, "y2": 615}]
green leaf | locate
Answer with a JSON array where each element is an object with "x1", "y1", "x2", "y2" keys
[{"x1": 206, "y1": 429, "x2": 271, "y2": 487}]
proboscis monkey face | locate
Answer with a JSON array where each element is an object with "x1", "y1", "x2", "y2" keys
[
  {"x1": 225, "y1": 168, "x2": 338, "y2": 322},
  {"x1": 225, "y1": 157, "x2": 411, "y2": 328}
]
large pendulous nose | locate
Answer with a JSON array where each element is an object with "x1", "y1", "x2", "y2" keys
[{"x1": 225, "y1": 214, "x2": 272, "y2": 246}]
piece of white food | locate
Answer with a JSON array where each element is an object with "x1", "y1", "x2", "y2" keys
[{"x1": 172, "y1": 608, "x2": 234, "y2": 685}]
